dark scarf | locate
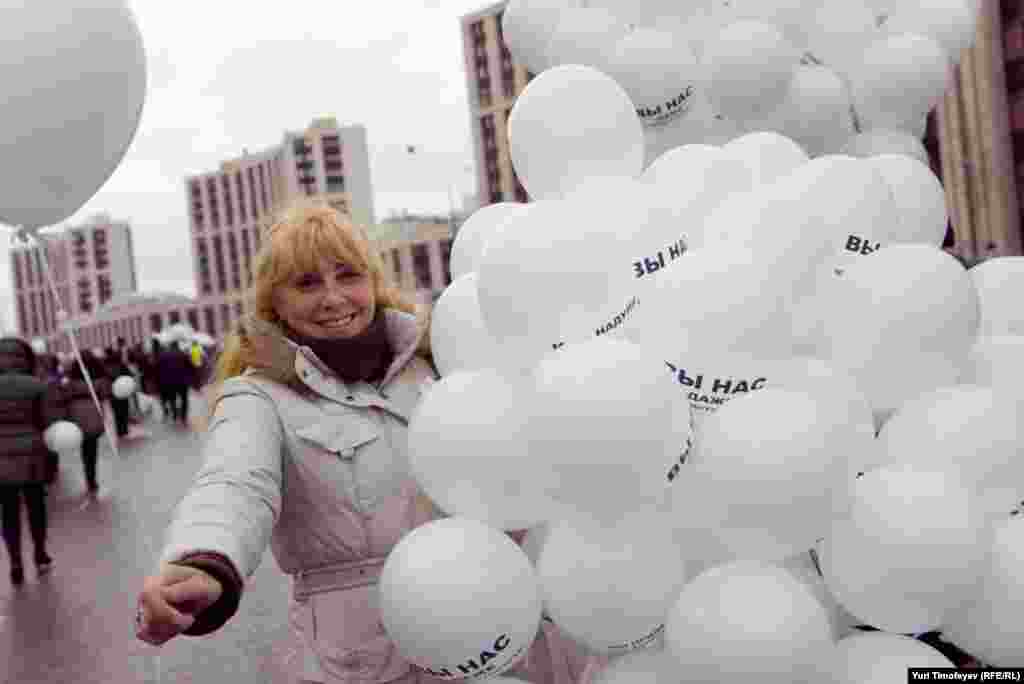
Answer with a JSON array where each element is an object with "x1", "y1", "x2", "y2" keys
[{"x1": 288, "y1": 310, "x2": 394, "y2": 384}]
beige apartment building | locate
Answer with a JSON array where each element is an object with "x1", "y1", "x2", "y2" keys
[
  {"x1": 461, "y1": 1, "x2": 533, "y2": 207},
  {"x1": 186, "y1": 117, "x2": 376, "y2": 338},
  {"x1": 9, "y1": 214, "x2": 139, "y2": 351}
]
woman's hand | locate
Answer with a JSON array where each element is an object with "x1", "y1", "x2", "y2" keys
[{"x1": 135, "y1": 564, "x2": 223, "y2": 645}]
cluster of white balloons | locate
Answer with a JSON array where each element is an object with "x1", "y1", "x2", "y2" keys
[
  {"x1": 390, "y1": 9, "x2": 1024, "y2": 675},
  {"x1": 503, "y1": 0, "x2": 974, "y2": 165}
]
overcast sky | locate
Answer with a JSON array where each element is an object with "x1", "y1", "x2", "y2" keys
[{"x1": 0, "y1": 0, "x2": 491, "y2": 332}]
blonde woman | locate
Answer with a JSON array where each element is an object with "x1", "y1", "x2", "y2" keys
[{"x1": 134, "y1": 201, "x2": 599, "y2": 684}]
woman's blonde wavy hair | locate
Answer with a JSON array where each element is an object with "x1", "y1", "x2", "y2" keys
[{"x1": 209, "y1": 199, "x2": 430, "y2": 401}]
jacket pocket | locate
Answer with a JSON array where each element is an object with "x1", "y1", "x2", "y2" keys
[{"x1": 296, "y1": 418, "x2": 379, "y2": 463}]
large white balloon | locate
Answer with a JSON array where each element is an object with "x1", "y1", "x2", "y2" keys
[
  {"x1": 450, "y1": 203, "x2": 531, "y2": 281},
  {"x1": 959, "y1": 335, "x2": 1024, "y2": 392},
  {"x1": 762, "y1": 65, "x2": 856, "y2": 157},
  {"x1": 864, "y1": 154, "x2": 948, "y2": 246},
  {"x1": 842, "y1": 129, "x2": 930, "y2": 165},
  {"x1": 702, "y1": 22, "x2": 799, "y2": 123},
  {"x1": 685, "y1": 388, "x2": 866, "y2": 559},
  {"x1": 884, "y1": 0, "x2": 979, "y2": 61},
  {"x1": 408, "y1": 369, "x2": 559, "y2": 530},
  {"x1": 475, "y1": 197, "x2": 633, "y2": 367},
  {"x1": 823, "y1": 632, "x2": 954, "y2": 684},
  {"x1": 538, "y1": 513, "x2": 687, "y2": 654},
  {"x1": 606, "y1": 28, "x2": 703, "y2": 131},
  {"x1": 803, "y1": 0, "x2": 880, "y2": 73},
  {"x1": 527, "y1": 337, "x2": 691, "y2": 518},
  {"x1": 820, "y1": 466, "x2": 988, "y2": 633},
  {"x1": 508, "y1": 65, "x2": 644, "y2": 201},
  {"x1": 969, "y1": 256, "x2": 1024, "y2": 336},
  {"x1": 544, "y1": 5, "x2": 627, "y2": 72},
  {"x1": 0, "y1": 1, "x2": 147, "y2": 229},
  {"x1": 721, "y1": 131, "x2": 809, "y2": 188},
  {"x1": 379, "y1": 518, "x2": 542, "y2": 680},
  {"x1": 430, "y1": 274, "x2": 499, "y2": 377},
  {"x1": 875, "y1": 385, "x2": 1024, "y2": 517},
  {"x1": 664, "y1": 561, "x2": 833, "y2": 684},
  {"x1": 945, "y1": 516, "x2": 1024, "y2": 667},
  {"x1": 501, "y1": 0, "x2": 582, "y2": 75},
  {"x1": 848, "y1": 33, "x2": 950, "y2": 133},
  {"x1": 588, "y1": 648, "x2": 679, "y2": 684}
]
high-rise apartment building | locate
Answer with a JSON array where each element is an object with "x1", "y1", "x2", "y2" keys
[
  {"x1": 186, "y1": 117, "x2": 375, "y2": 337},
  {"x1": 929, "y1": 0, "x2": 1024, "y2": 261},
  {"x1": 9, "y1": 214, "x2": 137, "y2": 342},
  {"x1": 461, "y1": 1, "x2": 533, "y2": 207}
]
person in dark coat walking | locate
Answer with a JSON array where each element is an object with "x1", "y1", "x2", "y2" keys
[
  {"x1": 155, "y1": 342, "x2": 193, "y2": 426},
  {"x1": 0, "y1": 337, "x2": 62, "y2": 585},
  {"x1": 104, "y1": 346, "x2": 132, "y2": 438},
  {"x1": 62, "y1": 350, "x2": 112, "y2": 500}
]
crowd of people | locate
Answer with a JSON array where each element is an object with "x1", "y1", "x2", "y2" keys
[{"x1": 0, "y1": 332, "x2": 214, "y2": 587}]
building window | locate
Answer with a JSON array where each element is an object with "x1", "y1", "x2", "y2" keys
[
  {"x1": 97, "y1": 273, "x2": 112, "y2": 305},
  {"x1": 412, "y1": 243, "x2": 432, "y2": 290},
  {"x1": 78, "y1": 277, "x2": 92, "y2": 313},
  {"x1": 222, "y1": 175, "x2": 234, "y2": 227},
  {"x1": 169, "y1": 310, "x2": 181, "y2": 324},
  {"x1": 326, "y1": 175, "x2": 345, "y2": 193},
  {"x1": 248, "y1": 167, "x2": 259, "y2": 218},
  {"x1": 197, "y1": 239, "x2": 212, "y2": 296},
  {"x1": 220, "y1": 304, "x2": 232, "y2": 332},
  {"x1": 236, "y1": 173, "x2": 247, "y2": 224},
  {"x1": 258, "y1": 165, "x2": 269, "y2": 212},
  {"x1": 212, "y1": 235, "x2": 227, "y2": 293},
  {"x1": 16, "y1": 295, "x2": 27, "y2": 334},
  {"x1": 150, "y1": 313, "x2": 162, "y2": 333},
  {"x1": 227, "y1": 232, "x2": 241, "y2": 291},
  {"x1": 240, "y1": 230, "x2": 252, "y2": 286},
  {"x1": 439, "y1": 238, "x2": 453, "y2": 284},
  {"x1": 234, "y1": 301, "x2": 243, "y2": 317},
  {"x1": 202, "y1": 306, "x2": 215, "y2": 334},
  {"x1": 206, "y1": 178, "x2": 220, "y2": 229}
]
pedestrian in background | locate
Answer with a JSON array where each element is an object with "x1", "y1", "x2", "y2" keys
[
  {"x1": 155, "y1": 341, "x2": 192, "y2": 426},
  {"x1": 134, "y1": 201, "x2": 601, "y2": 684},
  {"x1": 104, "y1": 345, "x2": 132, "y2": 439},
  {"x1": 62, "y1": 350, "x2": 112, "y2": 501},
  {"x1": 0, "y1": 337, "x2": 61, "y2": 586}
]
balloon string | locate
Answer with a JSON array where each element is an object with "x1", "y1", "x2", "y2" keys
[{"x1": 22, "y1": 226, "x2": 163, "y2": 683}]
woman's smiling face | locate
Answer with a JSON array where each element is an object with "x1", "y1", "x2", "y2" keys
[{"x1": 273, "y1": 257, "x2": 376, "y2": 340}]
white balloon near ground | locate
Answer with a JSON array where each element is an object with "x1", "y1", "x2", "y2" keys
[
  {"x1": 847, "y1": 33, "x2": 951, "y2": 133},
  {"x1": 820, "y1": 466, "x2": 988, "y2": 634},
  {"x1": 969, "y1": 256, "x2": 1024, "y2": 336},
  {"x1": 0, "y1": 0, "x2": 147, "y2": 228},
  {"x1": 450, "y1": 203, "x2": 531, "y2": 281},
  {"x1": 664, "y1": 561, "x2": 833, "y2": 684},
  {"x1": 842, "y1": 129, "x2": 930, "y2": 165},
  {"x1": 822, "y1": 632, "x2": 954, "y2": 684},
  {"x1": 508, "y1": 64, "x2": 644, "y2": 201},
  {"x1": 430, "y1": 274, "x2": 499, "y2": 377},
  {"x1": 864, "y1": 154, "x2": 948, "y2": 246},
  {"x1": 527, "y1": 337, "x2": 690, "y2": 519},
  {"x1": 944, "y1": 516, "x2": 1024, "y2": 667},
  {"x1": 407, "y1": 369, "x2": 558, "y2": 531},
  {"x1": 960, "y1": 335, "x2": 1024, "y2": 392},
  {"x1": 701, "y1": 21, "x2": 799, "y2": 124},
  {"x1": 606, "y1": 28, "x2": 703, "y2": 130},
  {"x1": 379, "y1": 518, "x2": 542, "y2": 680},
  {"x1": 112, "y1": 375, "x2": 136, "y2": 399},
  {"x1": 538, "y1": 512, "x2": 687, "y2": 654},
  {"x1": 44, "y1": 420, "x2": 83, "y2": 453},
  {"x1": 875, "y1": 385, "x2": 1024, "y2": 517}
]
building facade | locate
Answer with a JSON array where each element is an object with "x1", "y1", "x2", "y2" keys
[
  {"x1": 461, "y1": 1, "x2": 532, "y2": 207},
  {"x1": 375, "y1": 221, "x2": 455, "y2": 306},
  {"x1": 9, "y1": 214, "x2": 138, "y2": 345},
  {"x1": 185, "y1": 117, "x2": 376, "y2": 338},
  {"x1": 52, "y1": 292, "x2": 202, "y2": 355}
]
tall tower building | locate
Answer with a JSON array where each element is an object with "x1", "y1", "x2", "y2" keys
[
  {"x1": 461, "y1": 1, "x2": 532, "y2": 208},
  {"x1": 930, "y1": 0, "x2": 1024, "y2": 262},
  {"x1": 185, "y1": 117, "x2": 376, "y2": 337},
  {"x1": 8, "y1": 214, "x2": 137, "y2": 341}
]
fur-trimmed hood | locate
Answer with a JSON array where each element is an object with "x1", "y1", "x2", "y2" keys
[{"x1": 235, "y1": 307, "x2": 431, "y2": 392}]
